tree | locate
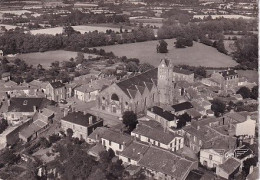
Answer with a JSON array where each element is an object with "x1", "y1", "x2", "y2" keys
[
  {"x1": 122, "y1": 111, "x2": 138, "y2": 133},
  {"x1": 250, "y1": 86, "x2": 258, "y2": 100},
  {"x1": 138, "y1": 63, "x2": 155, "y2": 72},
  {"x1": 237, "y1": 86, "x2": 251, "y2": 99},
  {"x1": 177, "y1": 112, "x2": 191, "y2": 129},
  {"x1": 157, "y1": 40, "x2": 168, "y2": 53},
  {"x1": 211, "y1": 98, "x2": 226, "y2": 117},
  {"x1": 66, "y1": 128, "x2": 73, "y2": 138}
]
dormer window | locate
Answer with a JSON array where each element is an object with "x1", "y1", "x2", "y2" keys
[{"x1": 23, "y1": 100, "x2": 27, "y2": 105}]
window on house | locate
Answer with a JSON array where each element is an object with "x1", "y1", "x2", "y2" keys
[
  {"x1": 158, "y1": 142, "x2": 160, "y2": 147},
  {"x1": 119, "y1": 144, "x2": 122, "y2": 149},
  {"x1": 179, "y1": 139, "x2": 181, "y2": 144},
  {"x1": 128, "y1": 158, "x2": 131, "y2": 163},
  {"x1": 170, "y1": 143, "x2": 172, "y2": 147},
  {"x1": 109, "y1": 141, "x2": 111, "y2": 146},
  {"x1": 209, "y1": 155, "x2": 213, "y2": 160}
]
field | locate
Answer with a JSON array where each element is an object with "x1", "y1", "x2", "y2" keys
[
  {"x1": 30, "y1": 25, "x2": 123, "y2": 35},
  {"x1": 14, "y1": 50, "x2": 98, "y2": 68},
  {"x1": 0, "y1": 24, "x2": 18, "y2": 30},
  {"x1": 193, "y1": 15, "x2": 255, "y2": 19},
  {"x1": 237, "y1": 70, "x2": 258, "y2": 84},
  {"x1": 95, "y1": 39, "x2": 238, "y2": 67}
]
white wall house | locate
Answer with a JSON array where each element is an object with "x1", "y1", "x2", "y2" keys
[
  {"x1": 200, "y1": 149, "x2": 227, "y2": 168},
  {"x1": 131, "y1": 124, "x2": 184, "y2": 152},
  {"x1": 101, "y1": 129, "x2": 133, "y2": 155}
]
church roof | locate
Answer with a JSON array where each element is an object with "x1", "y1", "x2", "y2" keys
[{"x1": 116, "y1": 68, "x2": 158, "y2": 99}]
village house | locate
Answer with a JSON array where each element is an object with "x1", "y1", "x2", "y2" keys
[
  {"x1": 119, "y1": 140, "x2": 150, "y2": 166},
  {"x1": 74, "y1": 77, "x2": 115, "y2": 102},
  {"x1": 170, "y1": 101, "x2": 194, "y2": 116},
  {"x1": 131, "y1": 123, "x2": 184, "y2": 152},
  {"x1": 45, "y1": 81, "x2": 66, "y2": 102},
  {"x1": 199, "y1": 136, "x2": 236, "y2": 169},
  {"x1": 216, "y1": 157, "x2": 241, "y2": 179},
  {"x1": 147, "y1": 106, "x2": 179, "y2": 128},
  {"x1": 101, "y1": 128, "x2": 133, "y2": 155},
  {"x1": 224, "y1": 111, "x2": 256, "y2": 138},
  {"x1": 61, "y1": 111, "x2": 103, "y2": 141},
  {"x1": 138, "y1": 146, "x2": 198, "y2": 180},
  {"x1": 201, "y1": 69, "x2": 239, "y2": 91},
  {"x1": 3, "y1": 97, "x2": 49, "y2": 125},
  {"x1": 181, "y1": 118, "x2": 222, "y2": 153},
  {"x1": 86, "y1": 127, "x2": 107, "y2": 144}
]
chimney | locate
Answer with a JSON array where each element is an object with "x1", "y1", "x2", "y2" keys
[
  {"x1": 64, "y1": 109, "x2": 68, "y2": 117},
  {"x1": 33, "y1": 106, "x2": 37, "y2": 112},
  {"x1": 89, "y1": 116, "x2": 93, "y2": 124}
]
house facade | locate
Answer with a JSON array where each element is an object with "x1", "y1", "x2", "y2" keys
[
  {"x1": 45, "y1": 81, "x2": 66, "y2": 102},
  {"x1": 61, "y1": 111, "x2": 103, "y2": 141},
  {"x1": 131, "y1": 123, "x2": 184, "y2": 152}
]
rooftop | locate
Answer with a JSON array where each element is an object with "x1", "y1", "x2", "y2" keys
[
  {"x1": 116, "y1": 68, "x2": 157, "y2": 99},
  {"x1": 132, "y1": 123, "x2": 179, "y2": 145},
  {"x1": 119, "y1": 141, "x2": 150, "y2": 161},
  {"x1": 138, "y1": 146, "x2": 194, "y2": 179},
  {"x1": 8, "y1": 97, "x2": 45, "y2": 112},
  {"x1": 148, "y1": 106, "x2": 177, "y2": 121},
  {"x1": 62, "y1": 111, "x2": 101, "y2": 127},
  {"x1": 218, "y1": 158, "x2": 240, "y2": 174},
  {"x1": 219, "y1": 69, "x2": 237, "y2": 78},
  {"x1": 50, "y1": 81, "x2": 64, "y2": 89},
  {"x1": 171, "y1": 102, "x2": 193, "y2": 112},
  {"x1": 101, "y1": 129, "x2": 133, "y2": 145},
  {"x1": 224, "y1": 111, "x2": 247, "y2": 123}
]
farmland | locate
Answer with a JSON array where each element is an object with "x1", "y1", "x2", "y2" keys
[
  {"x1": 95, "y1": 39, "x2": 238, "y2": 67},
  {"x1": 14, "y1": 50, "x2": 98, "y2": 68},
  {"x1": 193, "y1": 14, "x2": 255, "y2": 19},
  {"x1": 30, "y1": 25, "x2": 124, "y2": 35}
]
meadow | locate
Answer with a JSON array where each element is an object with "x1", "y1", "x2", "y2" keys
[
  {"x1": 95, "y1": 39, "x2": 238, "y2": 67},
  {"x1": 193, "y1": 14, "x2": 255, "y2": 20},
  {"x1": 30, "y1": 25, "x2": 123, "y2": 35},
  {"x1": 14, "y1": 50, "x2": 98, "y2": 68}
]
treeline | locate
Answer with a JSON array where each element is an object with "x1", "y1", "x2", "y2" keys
[
  {"x1": 0, "y1": 26, "x2": 155, "y2": 54},
  {"x1": 2, "y1": 10, "x2": 129, "y2": 27}
]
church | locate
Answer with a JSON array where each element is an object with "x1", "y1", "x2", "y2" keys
[{"x1": 97, "y1": 58, "x2": 194, "y2": 116}]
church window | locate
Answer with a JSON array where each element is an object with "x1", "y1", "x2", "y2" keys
[{"x1": 111, "y1": 94, "x2": 119, "y2": 101}]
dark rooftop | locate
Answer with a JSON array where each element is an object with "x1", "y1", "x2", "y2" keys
[
  {"x1": 8, "y1": 98, "x2": 46, "y2": 112},
  {"x1": 50, "y1": 81, "x2": 65, "y2": 89},
  {"x1": 116, "y1": 68, "x2": 157, "y2": 99},
  {"x1": 148, "y1": 106, "x2": 177, "y2": 121},
  {"x1": 62, "y1": 111, "x2": 101, "y2": 127},
  {"x1": 171, "y1": 101, "x2": 193, "y2": 112}
]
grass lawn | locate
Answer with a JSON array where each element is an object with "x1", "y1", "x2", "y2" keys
[
  {"x1": 30, "y1": 24, "x2": 127, "y2": 35},
  {"x1": 237, "y1": 70, "x2": 258, "y2": 84},
  {"x1": 14, "y1": 50, "x2": 98, "y2": 68},
  {"x1": 96, "y1": 39, "x2": 238, "y2": 67}
]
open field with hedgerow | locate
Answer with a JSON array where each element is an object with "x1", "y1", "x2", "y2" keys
[
  {"x1": 13, "y1": 50, "x2": 98, "y2": 68},
  {"x1": 96, "y1": 39, "x2": 238, "y2": 67}
]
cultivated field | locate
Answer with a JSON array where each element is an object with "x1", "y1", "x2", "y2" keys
[
  {"x1": 30, "y1": 25, "x2": 123, "y2": 35},
  {"x1": 193, "y1": 14, "x2": 255, "y2": 19},
  {"x1": 95, "y1": 39, "x2": 238, "y2": 67},
  {"x1": 14, "y1": 50, "x2": 98, "y2": 68},
  {"x1": 0, "y1": 24, "x2": 18, "y2": 30}
]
